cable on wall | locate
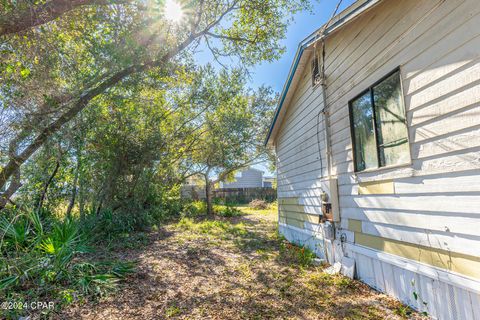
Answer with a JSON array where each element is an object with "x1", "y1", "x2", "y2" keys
[{"x1": 314, "y1": 0, "x2": 343, "y2": 180}]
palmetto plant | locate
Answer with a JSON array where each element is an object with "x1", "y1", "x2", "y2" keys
[
  {"x1": 0, "y1": 215, "x2": 31, "y2": 251},
  {"x1": 73, "y1": 261, "x2": 135, "y2": 296},
  {"x1": 0, "y1": 209, "x2": 135, "y2": 303},
  {"x1": 38, "y1": 217, "x2": 90, "y2": 271}
]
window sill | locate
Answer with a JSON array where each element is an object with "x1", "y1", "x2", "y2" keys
[{"x1": 354, "y1": 161, "x2": 412, "y2": 176}]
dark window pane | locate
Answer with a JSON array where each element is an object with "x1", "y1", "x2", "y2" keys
[
  {"x1": 373, "y1": 71, "x2": 409, "y2": 167},
  {"x1": 351, "y1": 92, "x2": 378, "y2": 171}
]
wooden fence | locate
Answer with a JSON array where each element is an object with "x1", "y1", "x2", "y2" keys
[
  {"x1": 180, "y1": 185, "x2": 206, "y2": 200},
  {"x1": 212, "y1": 187, "x2": 276, "y2": 204}
]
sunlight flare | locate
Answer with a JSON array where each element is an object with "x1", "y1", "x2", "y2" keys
[{"x1": 164, "y1": 0, "x2": 184, "y2": 23}]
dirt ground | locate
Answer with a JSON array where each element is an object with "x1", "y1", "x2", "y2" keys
[{"x1": 58, "y1": 208, "x2": 423, "y2": 320}]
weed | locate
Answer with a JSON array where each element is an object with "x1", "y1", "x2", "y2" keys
[
  {"x1": 336, "y1": 276, "x2": 356, "y2": 290},
  {"x1": 395, "y1": 304, "x2": 414, "y2": 318},
  {"x1": 215, "y1": 204, "x2": 243, "y2": 217},
  {"x1": 176, "y1": 217, "x2": 248, "y2": 239},
  {"x1": 279, "y1": 241, "x2": 316, "y2": 267},
  {"x1": 165, "y1": 305, "x2": 182, "y2": 317}
]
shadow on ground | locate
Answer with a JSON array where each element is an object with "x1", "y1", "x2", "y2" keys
[{"x1": 57, "y1": 210, "x2": 422, "y2": 320}]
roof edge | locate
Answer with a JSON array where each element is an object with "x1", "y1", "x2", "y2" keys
[{"x1": 265, "y1": 0, "x2": 382, "y2": 146}]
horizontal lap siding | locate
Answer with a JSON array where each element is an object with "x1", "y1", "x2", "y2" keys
[
  {"x1": 327, "y1": 0, "x2": 480, "y2": 276},
  {"x1": 275, "y1": 0, "x2": 480, "y2": 282},
  {"x1": 222, "y1": 169, "x2": 263, "y2": 188},
  {"x1": 275, "y1": 44, "x2": 326, "y2": 235},
  {"x1": 276, "y1": 57, "x2": 326, "y2": 204}
]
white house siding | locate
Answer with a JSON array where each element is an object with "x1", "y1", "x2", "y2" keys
[
  {"x1": 221, "y1": 168, "x2": 264, "y2": 188},
  {"x1": 275, "y1": 48, "x2": 333, "y2": 261},
  {"x1": 274, "y1": 0, "x2": 480, "y2": 318}
]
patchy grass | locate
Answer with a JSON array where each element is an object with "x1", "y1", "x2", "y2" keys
[
  {"x1": 58, "y1": 207, "x2": 425, "y2": 320},
  {"x1": 176, "y1": 217, "x2": 248, "y2": 239},
  {"x1": 234, "y1": 203, "x2": 277, "y2": 216}
]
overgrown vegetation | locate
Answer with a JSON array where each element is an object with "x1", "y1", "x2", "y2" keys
[
  {"x1": 0, "y1": 0, "x2": 420, "y2": 318},
  {"x1": 279, "y1": 239, "x2": 317, "y2": 267},
  {"x1": 0, "y1": 208, "x2": 138, "y2": 318},
  {"x1": 55, "y1": 206, "x2": 424, "y2": 319}
]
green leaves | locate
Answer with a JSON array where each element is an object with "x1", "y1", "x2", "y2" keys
[
  {"x1": 0, "y1": 275, "x2": 19, "y2": 291},
  {"x1": 0, "y1": 208, "x2": 136, "y2": 310},
  {"x1": 72, "y1": 261, "x2": 136, "y2": 296},
  {"x1": 179, "y1": 65, "x2": 275, "y2": 184},
  {"x1": 0, "y1": 215, "x2": 30, "y2": 250},
  {"x1": 19, "y1": 67, "x2": 30, "y2": 78}
]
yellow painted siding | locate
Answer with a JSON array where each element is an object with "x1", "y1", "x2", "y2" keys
[
  {"x1": 355, "y1": 232, "x2": 480, "y2": 279},
  {"x1": 358, "y1": 180, "x2": 394, "y2": 195},
  {"x1": 348, "y1": 219, "x2": 363, "y2": 233},
  {"x1": 279, "y1": 210, "x2": 320, "y2": 223}
]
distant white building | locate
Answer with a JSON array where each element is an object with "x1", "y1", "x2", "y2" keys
[
  {"x1": 220, "y1": 167, "x2": 264, "y2": 189},
  {"x1": 262, "y1": 176, "x2": 275, "y2": 188},
  {"x1": 180, "y1": 175, "x2": 206, "y2": 199}
]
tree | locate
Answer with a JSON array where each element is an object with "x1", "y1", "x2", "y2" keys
[
  {"x1": 0, "y1": 0, "x2": 136, "y2": 36},
  {"x1": 181, "y1": 66, "x2": 276, "y2": 215},
  {"x1": 0, "y1": 0, "x2": 310, "y2": 207}
]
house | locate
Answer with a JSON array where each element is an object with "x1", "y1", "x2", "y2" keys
[
  {"x1": 266, "y1": 0, "x2": 480, "y2": 318},
  {"x1": 220, "y1": 167, "x2": 264, "y2": 189},
  {"x1": 263, "y1": 176, "x2": 276, "y2": 188},
  {"x1": 180, "y1": 175, "x2": 206, "y2": 199}
]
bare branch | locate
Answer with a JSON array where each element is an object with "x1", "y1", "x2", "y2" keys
[{"x1": 205, "y1": 31, "x2": 255, "y2": 44}]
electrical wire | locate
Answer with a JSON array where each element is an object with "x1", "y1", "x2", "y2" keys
[
  {"x1": 313, "y1": 0, "x2": 343, "y2": 263},
  {"x1": 314, "y1": 0, "x2": 343, "y2": 180}
]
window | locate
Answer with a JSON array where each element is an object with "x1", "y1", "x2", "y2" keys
[{"x1": 349, "y1": 69, "x2": 410, "y2": 172}]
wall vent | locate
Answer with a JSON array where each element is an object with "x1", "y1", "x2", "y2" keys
[{"x1": 312, "y1": 56, "x2": 322, "y2": 87}]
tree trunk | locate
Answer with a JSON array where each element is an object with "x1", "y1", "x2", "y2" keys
[
  {"x1": 66, "y1": 155, "x2": 80, "y2": 218},
  {"x1": 205, "y1": 175, "x2": 213, "y2": 216},
  {"x1": 79, "y1": 173, "x2": 85, "y2": 220},
  {"x1": 36, "y1": 160, "x2": 60, "y2": 212},
  {"x1": 0, "y1": 169, "x2": 22, "y2": 210},
  {"x1": 0, "y1": 31, "x2": 201, "y2": 194}
]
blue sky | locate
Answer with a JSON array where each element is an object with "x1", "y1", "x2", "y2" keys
[
  {"x1": 197, "y1": 0, "x2": 356, "y2": 176},
  {"x1": 248, "y1": 0, "x2": 355, "y2": 92}
]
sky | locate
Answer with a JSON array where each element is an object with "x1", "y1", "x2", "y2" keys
[
  {"x1": 249, "y1": 0, "x2": 356, "y2": 92},
  {"x1": 196, "y1": 0, "x2": 356, "y2": 176}
]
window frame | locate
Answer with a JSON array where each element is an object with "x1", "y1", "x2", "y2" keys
[{"x1": 348, "y1": 67, "x2": 411, "y2": 173}]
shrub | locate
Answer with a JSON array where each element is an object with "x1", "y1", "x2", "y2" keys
[
  {"x1": 181, "y1": 201, "x2": 207, "y2": 217},
  {"x1": 0, "y1": 208, "x2": 136, "y2": 318},
  {"x1": 213, "y1": 204, "x2": 243, "y2": 217},
  {"x1": 248, "y1": 199, "x2": 269, "y2": 210}
]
